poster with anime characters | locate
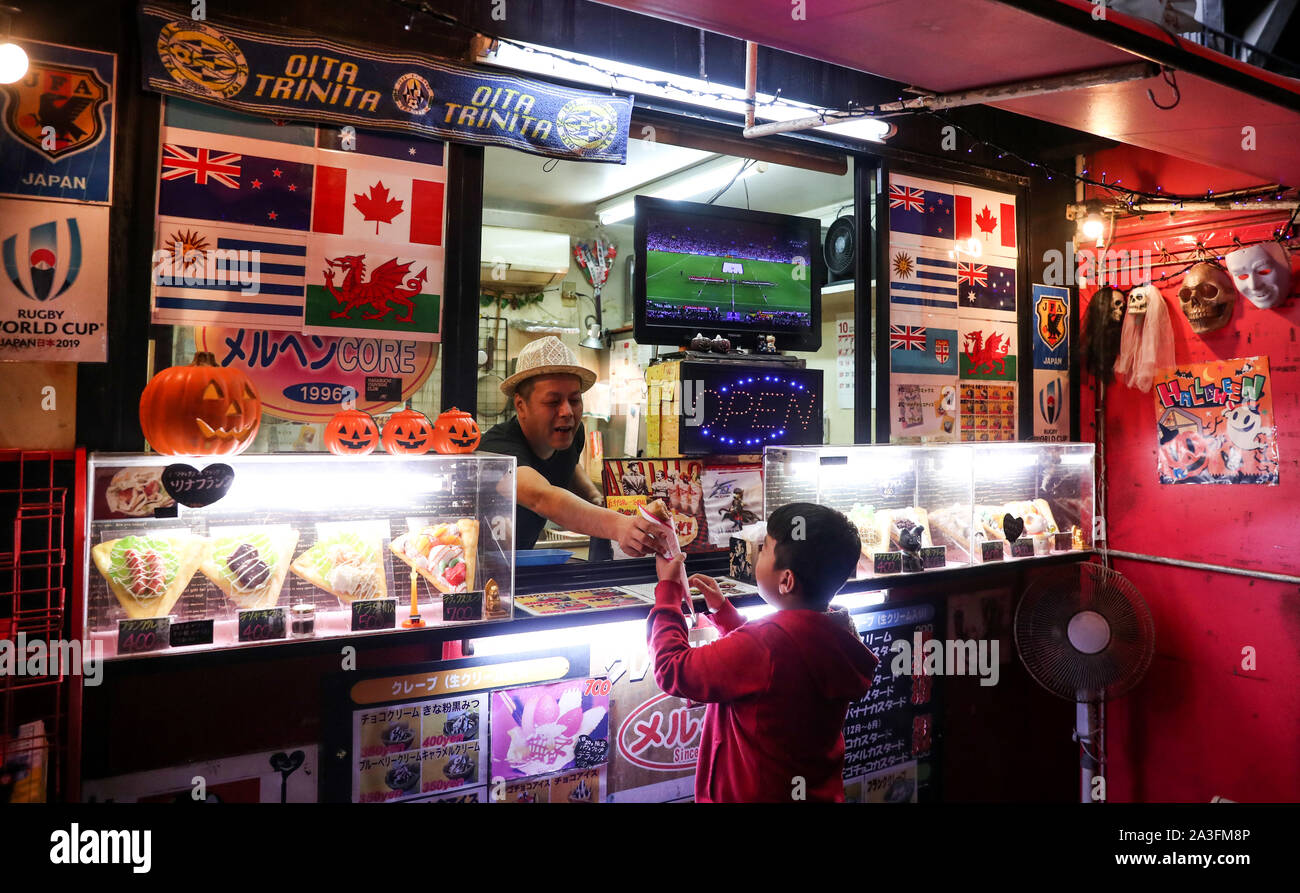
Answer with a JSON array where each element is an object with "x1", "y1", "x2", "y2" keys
[{"x1": 1154, "y1": 356, "x2": 1279, "y2": 485}]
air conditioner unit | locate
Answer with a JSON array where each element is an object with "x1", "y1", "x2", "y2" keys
[{"x1": 480, "y1": 226, "x2": 570, "y2": 293}]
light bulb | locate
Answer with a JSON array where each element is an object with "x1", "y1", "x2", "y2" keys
[
  {"x1": 1081, "y1": 214, "x2": 1104, "y2": 240},
  {"x1": 0, "y1": 43, "x2": 27, "y2": 85}
]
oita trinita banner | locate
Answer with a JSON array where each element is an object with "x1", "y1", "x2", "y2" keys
[{"x1": 137, "y1": 4, "x2": 634, "y2": 163}]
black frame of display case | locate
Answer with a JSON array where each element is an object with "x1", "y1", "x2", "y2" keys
[{"x1": 89, "y1": 550, "x2": 1096, "y2": 676}]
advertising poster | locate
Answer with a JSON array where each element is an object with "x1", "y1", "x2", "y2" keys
[
  {"x1": 193, "y1": 327, "x2": 438, "y2": 422},
  {"x1": 0, "y1": 197, "x2": 108, "y2": 362},
  {"x1": 607, "y1": 669, "x2": 703, "y2": 802},
  {"x1": 1154, "y1": 356, "x2": 1279, "y2": 485},
  {"x1": 0, "y1": 39, "x2": 116, "y2": 204},
  {"x1": 1031, "y1": 283, "x2": 1069, "y2": 370},
  {"x1": 603, "y1": 458, "x2": 743, "y2": 555},
  {"x1": 490, "y1": 679, "x2": 610, "y2": 781},
  {"x1": 890, "y1": 375, "x2": 958, "y2": 442},
  {"x1": 1033, "y1": 369, "x2": 1069, "y2": 441},
  {"x1": 836, "y1": 314, "x2": 854, "y2": 409},
  {"x1": 960, "y1": 382, "x2": 1016, "y2": 442},
  {"x1": 353, "y1": 694, "x2": 487, "y2": 802}
]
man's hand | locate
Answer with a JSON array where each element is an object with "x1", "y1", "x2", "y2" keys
[
  {"x1": 687, "y1": 573, "x2": 727, "y2": 613},
  {"x1": 616, "y1": 511, "x2": 665, "y2": 558}
]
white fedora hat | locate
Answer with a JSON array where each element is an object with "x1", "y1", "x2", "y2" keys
[{"x1": 500, "y1": 335, "x2": 597, "y2": 398}]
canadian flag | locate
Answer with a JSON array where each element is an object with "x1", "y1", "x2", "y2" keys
[
  {"x1": 311, "y1": 162, "x2": 445, "y2": 246},
  {"x1": 954, "y1": 186, "x2": 1017, "y2": 255}
]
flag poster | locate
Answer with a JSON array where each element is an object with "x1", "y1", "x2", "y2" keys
[
  {"x1": 888, "y1": 174, "x2": 953, "y2": 249},
  {"x1": 1154, "y1": 356, "x2": 1279, "y2": 485},
  {"x1": 151, "y1": 98, "x2": 446, "y2": 341},
  {"x1": 889, "y1": 310, "x2": 958, "y2": 377},
  {"x1": 0, "y1": 39, "x2": 117, "y2": 204},
  {"x1": 1032, "y1": 283, "x2": 1069, "y2": 370},
  {"x1": 957, "y1": 316, "x2": 1017, "y2": 383},
  {"x1": 888, "y1": 245, "x2": 958, "y2": 312},
  {"x1": 952, "y1": 184, "x2": 1017, "y2": 258}
]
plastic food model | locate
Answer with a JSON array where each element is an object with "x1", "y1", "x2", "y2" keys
[
  {"x1": 291, "y1": 529, "x2": 387, "y2": 604},
  {"x1": 1177, "y1": 262, "x2": 1236, "y2": 334},
  {"x1": 381, "y1": 406, "x2": 434, "y2": 455},
  {"x1": 390, "y1": 520, "x2": 479, "y2": 594},
  {"x1": 325, "y1": 407, "x2": 380, "y2": 455},
  {"x1": 138, "y1": 352, "x2": 261, "y2": 455},
  {"x1": 200, "y1": 528, "x2": 300, "y2": 610},
  {"x1": 92, "y1": 531, "x2": 209, "y2": 619},
  {"x1": 1224, "y1": 242, "x2": 1292, "y2": 309},
  {"x1": 431, "y1": 408, "x2": 481, "y2": 454}
]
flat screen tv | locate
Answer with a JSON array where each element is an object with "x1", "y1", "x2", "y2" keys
[{"x1": 633, "y1": 196, "x2": 823, "y2": 351}]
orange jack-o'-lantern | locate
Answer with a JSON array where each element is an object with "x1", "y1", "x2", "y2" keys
[
  {"x1": 431, "y1": 407, "x2": 481, "y2": 454},
  {"x1": 138, "y1": 352, "x2": 261, "y2": 456},
  {"x1": 381, "y1": 407, "x2": 434, "y2": 455},
  {"x1": 325, "y1": 408, "x2": 380, "y2": 455}
]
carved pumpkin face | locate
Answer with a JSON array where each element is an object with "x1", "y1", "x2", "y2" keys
[
  {"x1": 432, "y1": 408, "x2": 482, "y2": 454},
  {"x1": 325, "y1": 409, "x2": 380, "y2": 455},
  {"x1": 139, "y1": 352, "x2": 261, "y2": 456},
  {"x1": 381, "y1": 408, "x2": 434, "y2": 455}
]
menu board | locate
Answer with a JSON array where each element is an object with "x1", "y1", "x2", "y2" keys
[{"x1": 843, "y1": 600, "x2": 944, "y2": 802}]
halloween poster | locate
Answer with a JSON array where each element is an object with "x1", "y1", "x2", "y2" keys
[{"x1": 1154, "y1": 356, "x2": 1279, "y2": 485}]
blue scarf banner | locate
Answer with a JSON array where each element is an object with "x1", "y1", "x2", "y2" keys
[{"x1": 137, "y1": 4, "x2": 633, "y2": 163}]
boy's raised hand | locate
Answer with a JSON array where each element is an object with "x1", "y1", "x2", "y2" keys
[
  {"x1": 688, "y1": 573, "x2": 728, "y2": 613},
  {"x1": 656, "y1": 554, "x2": 690, "y2": 593}
]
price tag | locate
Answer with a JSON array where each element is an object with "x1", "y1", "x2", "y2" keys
[
  {"x1": 443, "y1": 591, "x2": 484, "y2": 622},
  {"x1": 161, "y1": 463, "x2": 235, "y2": 508},
  {"x1": 352, "y1": 598, "x2": 397, "y2": 631},
  {"x1": 169, "y1": 619, "x2": 214, "y2": 648},
  {"x1": 1053, "y1": 532, "x2": 1073, "y2": 551},
  {"x1": 981, "y1": 541, "x2": 1005, "y2": 563},
  {"x1": 1010, "y1": 538, "x2": 1035, "y2": 558},
  {"x1": 238, "y1": 608, "x2": 287, "y2": 642},
  {"x1": 118, "y1": 617, "x2": 170, "y2": 654},
  {"x1": 921, "y1": 546, "x2": 946, "y2": 569},
  {"x1": 873, "y1": 552, "x2": 902, "y2": 575}
]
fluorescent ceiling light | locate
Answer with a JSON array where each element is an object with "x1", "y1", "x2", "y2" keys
[
  {"x1": 480, "y1": 41, "x2": 894, "y2": 144},
  {"x1": 596, "y1": 157, "x2": 762, "y2": 224}
]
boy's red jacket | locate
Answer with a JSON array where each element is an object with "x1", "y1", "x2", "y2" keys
[{"x1": 648, "y1": 580, "x2": 880, "y2": 803}]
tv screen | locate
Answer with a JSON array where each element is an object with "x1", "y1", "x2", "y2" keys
[{"x1": 633, "y1": 196, "x2": 823, "y2": 351}]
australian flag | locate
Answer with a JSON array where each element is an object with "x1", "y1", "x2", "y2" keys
[
  {"x1": 889, "y1": 182, "x2": 953, "y2": 241},
  {"x1": 158, "y1": 143, "x2": 314, "y2": 231},
  {"x1": 317, "y1": 126, "x2": 445, "y2": 166},
  {"x1": 958, "y1": 261, "x2": 1016, "y2": 314}
]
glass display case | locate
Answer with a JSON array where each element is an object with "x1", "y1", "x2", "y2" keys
[
  {"x1": 764, "y1": 442, "x2": 1094, "y2": 576},
  {"x1": 83, "y1": 453, "x2": 516, "y2": 658}
]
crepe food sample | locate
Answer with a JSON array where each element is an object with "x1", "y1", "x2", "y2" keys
[
  {"x1": 927, "y1": 504, "x2": 974, "y2": 561},
  {"x1": 91, "y1": 531, "x2": 208, "y2": 619},
  {"x1": 105, "y1": 467, "x2": 175, "y2": 516},
  {"x1": 976, "y1": 499, "x2": 1060, "y2": 541},
  {"x1": 291, "y1": 526, "x2": 387, "y2": 604},
  {"x1": 200, "y1": 526, "x2": 299, "y2": 610},
  {"x1": 390, "y1": 520, "x2": 478, "y2": 594}
]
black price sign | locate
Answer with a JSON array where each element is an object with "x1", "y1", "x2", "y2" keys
[
  {"x1": 873, "y1": 552, "x2": 902, "y2": 575},
  {"x1": 1054, "y1": 532, "x2": 1074, "y2": 551},
  {"x1": 118, "y1": 617, "x2": 170, "y2": 654},
  {"x1": 443, "y1": 591, "x2": 484, "y2": 622},
  {"x1": 1010, "y1": 538, "x2": 1035, "y2": 558},
  {"x1": 981, "y1": 541, "x2": 1005, "y2": 563},
  {"x1": 921, "y1": 546, "x2": 946, "y2": 569},
  {"x1": 161, "y1": 463, "x2": 235, "y2": 508},
  {"x1": 169, "y1": 619, "x2": 214, "y2": 648},
  {"x1": 238, "y1": 608, "x2": 287, "y2": 642},
  {"x1": 365, "y1": 376, "x2": 402, "y2": 402},
  {"x1": 352, "y1": 598, "x2": 397, "y2": 631}
]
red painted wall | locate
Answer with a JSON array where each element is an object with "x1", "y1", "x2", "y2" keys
[{"x1": 1079, "y1": 147, "x2": 1300, "y2": 802}]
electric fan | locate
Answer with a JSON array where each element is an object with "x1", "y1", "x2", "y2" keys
[
  {"x1": 1014, "y1": 562, "x2": 1154, "y2": 803},
  {"x1": 823, "y1": 215, "x2": 856, "y2": 283}
]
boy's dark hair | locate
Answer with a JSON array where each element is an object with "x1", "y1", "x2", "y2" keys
[{"x1": 766, "y1": 503, "x2": 860, "y2": 609}]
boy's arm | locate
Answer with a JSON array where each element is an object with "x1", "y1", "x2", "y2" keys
[{"x1": 648, "y1": 580, "x2": 771, "y2": 703}]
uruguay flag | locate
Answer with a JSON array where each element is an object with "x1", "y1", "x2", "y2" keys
[
  {"x1": 889, "y1": 174, "x2": 953, "y2": 242},
  {"x1": 889, "y1": 246, "x2": 958, "y2": 311}
]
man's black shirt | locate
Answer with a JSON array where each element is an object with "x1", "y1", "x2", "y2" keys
[{"x1": 477, "y1": 416, "x2": 585, "y2": 551}]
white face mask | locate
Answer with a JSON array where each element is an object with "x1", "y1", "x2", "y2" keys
[{"x1": 1224, "y1": 243, "x2": 1292, "y2": 309}]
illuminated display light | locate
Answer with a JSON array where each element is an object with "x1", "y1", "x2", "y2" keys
[{"x1": 696, "y1": 372, "x2": 818, "y2": 449}]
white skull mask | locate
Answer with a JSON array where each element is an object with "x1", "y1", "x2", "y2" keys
[
  {"x1": 1127, "y1": 285, "x2": 1158, "y2": 316},
  {"x1": 1104, "y1": 287, "x2": 1125, "y2": 322},
  {"x1": 1178, "y1": 263, "x2": 1235, "y2": 334},
  {"x1": 1224, "y1": 242, "x2": 1292, "y2": 310}
]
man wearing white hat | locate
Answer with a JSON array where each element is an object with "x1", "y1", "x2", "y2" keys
[{"x1": 478, "y1": 336, "x2": 664, "y2": 557}]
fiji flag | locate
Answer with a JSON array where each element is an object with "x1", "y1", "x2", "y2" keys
[
  {"x1": 158, "y1": 142, "x2": 314, "y2": 231},
  {"x1": 889, "y1": 175, "x2": 953, "y2": 242},
  {"x1": 890, "y1": 322, "x2": 959, "y2": 376},
  {"x1": 958, "y1": 260, "x2": 1016, "y2": 315}
]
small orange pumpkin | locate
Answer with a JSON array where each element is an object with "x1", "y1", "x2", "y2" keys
[
  {"x1": 381, "y1": 406, "x2": 434, "y2": 455},
  {"x1": 139, "y1": 352, "x2": 261, "y2": 456},
  {"x1": 431, "y1": 407, "x2": 481, "y2": 454},
  {"x1": 325, "y1": 408, "x2": 380, "y2": 455}
]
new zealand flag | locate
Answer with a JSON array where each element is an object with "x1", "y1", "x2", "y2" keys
[
  {"x1": 157, "y1": 143, "x2": 314, "y2": 231},
  {"x1": 889, "y1": 180, "x2": 953, "y2": 241}
]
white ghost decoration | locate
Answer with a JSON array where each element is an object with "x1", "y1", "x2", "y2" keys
[
  {"x1": 1224, "y1": 242, "x2": 1292, "y2": 310},
  {"x1": 1113, "y1": 283, "x2": 1174, "y2": 392}
]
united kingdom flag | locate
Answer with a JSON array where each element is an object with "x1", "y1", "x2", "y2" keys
[
  {"x1": 957, "y1": 262, "x2": 989, "y2": 287},
  {"x1": 162, "y1": 145, "x2": 241, "y2": 188},
  {"x1": 890, "y1": 324, "x2": 927, "y2": 351},
  {"x1": 889, "y1": 184, "x2": 925, "y2": 212}
]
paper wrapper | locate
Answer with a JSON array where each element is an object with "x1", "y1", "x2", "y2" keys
[{"x1": 638, "y1": 504, "x2": 681, "y2": 560}]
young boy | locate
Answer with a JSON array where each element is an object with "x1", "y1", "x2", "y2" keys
[{"x1": 648, "y1": 502, "x2": 879, "y2": 803}]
